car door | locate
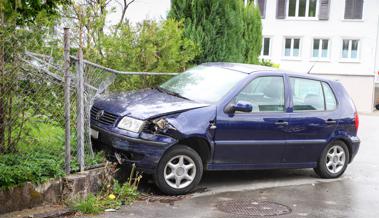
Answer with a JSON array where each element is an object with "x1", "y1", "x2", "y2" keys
[
  {"x1": 213, "y1": 75, "x2": 290, "y2": 167},
  {"x1": 284, "y1": 77, "x2": 339, "y2": 164}
]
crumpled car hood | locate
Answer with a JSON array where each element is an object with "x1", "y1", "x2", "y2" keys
[{"x1": 93, "y1": 88, "x2": 209, "y2": 120}]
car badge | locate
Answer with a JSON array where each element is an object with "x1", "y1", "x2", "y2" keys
[{"x1": 95, "y1": 110, "x2": 104, "y2": 120}]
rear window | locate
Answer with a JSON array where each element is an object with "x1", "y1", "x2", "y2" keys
[
  {"x1": 290, "y1": 77, "x2": 337, "y2": 111},
  {"x1": 322, "y1": 82, "x2": 337, "y2": 110}
]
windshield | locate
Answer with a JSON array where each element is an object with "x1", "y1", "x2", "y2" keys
[{"x1": 159, "y1": 66, "x2": 247, "y2": 104}]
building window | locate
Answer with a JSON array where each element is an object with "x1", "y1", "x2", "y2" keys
[
  {"x1": 342, "y1": 39, "x2": 359, "y2": 59},
  {"x1": 261, "y1": 37, "x2": 271, "y2": 57},
  {"x1": 344, "y1": 0, "x2": 363, "y2": 20},
  {"x1": 288, "y1": 0, "x2": 318, "y2": 18},
  {"x1": 312, "y1": 39, "x2": 329, "y2": 59},
  {"x1": 284, "y1": 38, "x2": 301, "y2": 57},
  {"x1": 255, "y1": 0, "x2": 267, "y2": 19}
]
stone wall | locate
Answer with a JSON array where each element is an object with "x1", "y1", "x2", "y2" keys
[{"x1": 0, "y1": 167, "x2": 106, "y2": 214}]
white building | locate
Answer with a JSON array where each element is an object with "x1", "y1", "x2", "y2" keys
[{"x1": 254, "y1": 0, "x2": 379, "y2": 112}]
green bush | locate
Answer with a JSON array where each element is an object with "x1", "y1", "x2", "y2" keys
[
  {"x1": 88, "y1": 19, "x2": 199, "y2": 91},
  {"x1": 169, "y1": 0, "x2": 262, "y2": 64}
]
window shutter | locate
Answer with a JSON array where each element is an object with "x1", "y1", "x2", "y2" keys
[
  {"x1": 353, "y1": 0, "x2": 363, "y2": 19},
  {"x1": 318, "y1": 0, "x2": 330, "y2": 20},
  {"x1": 258, "y1": 0, "x2": 267, "y2": 19},
  {"x1": 276, "y1": 0, "x2": 287, "y2": 19},
  {"x1": 344, "y1": 0, "x2": 354, "y2": 19}
]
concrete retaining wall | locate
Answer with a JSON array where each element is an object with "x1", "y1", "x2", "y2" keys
[{"x1": 0, "y1": 167, "x2": 106, "y2": 214}]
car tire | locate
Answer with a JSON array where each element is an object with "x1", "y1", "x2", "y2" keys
[
  {"x1": 154, "y1": 145, "x2": 203, "y2": 195},
  {"x1": 314, "y1": 140, "x2": 350, "y2": 179}
]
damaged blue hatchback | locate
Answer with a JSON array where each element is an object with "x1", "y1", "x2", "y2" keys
[{"x1": 91, "y1": 63, "x2": 360, "y2": 195}]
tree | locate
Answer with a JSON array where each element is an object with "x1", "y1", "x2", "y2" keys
[
  {"x1": 0, "y1": 0, "x2": 68, "y2": 153},
  {"x1": 243, "y1": 2, "x2": 262, "y2": 64},
  {"x1": 169, "y1": 0, "x2": 262, "y2": 64},
  {"x1": 101, "y1": 19, "x2": 199, "y2": 90}
]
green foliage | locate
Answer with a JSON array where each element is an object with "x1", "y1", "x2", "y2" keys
[
  {"x1": 1, "y1": 0, "x2": 68, "y2": 25},
  {"x1": 96, "y1": 19, "x2": 199, "y2": 91},
  {"x1": 260, "y1": 59, "x2": 280, "y2": 68},
  {"x1": 71, "y1": 193, "x2": 105, "y2": 214},
  {"x1": 71, "y1": 181, "x2": 139, "y2": 215},
  {"x1": 0, "y1": 122, "x2": 105, "y2": 188},
  {"x1": 113, "y1": 180, "x2": 139, "y2": 202},
  {"x1": 243, "y1": 2, "x2": 263, "y2": 64},
  {"x1": 169, "y1": 0, "x2": 262, "y2": 64}
]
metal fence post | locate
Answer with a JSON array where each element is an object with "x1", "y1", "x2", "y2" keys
[
  {"x1": 63, "y1": 28, "x2": 71, "y2": 174},
  {"x1": 77, "y1": 26, "x2": 85, "y2": 172}
]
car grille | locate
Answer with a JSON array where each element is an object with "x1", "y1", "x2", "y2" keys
[{"x1": 90, "y1": 106, "x2": 119, "y2": 126}]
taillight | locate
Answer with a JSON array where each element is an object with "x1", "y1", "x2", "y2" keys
[{"x1": 354, "y1": 112, "x2": 359, "y2": 131}]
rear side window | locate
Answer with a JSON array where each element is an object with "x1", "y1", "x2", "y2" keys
[
  {"x1": 322, "y1": 82, "x2": 337, "y2": 110},
  {"x1": 235, "y1": 76, "x2": 285, "y2": 112},
  {"x1": 290, "y1": 77, "x2": 337, "y2": 111}
]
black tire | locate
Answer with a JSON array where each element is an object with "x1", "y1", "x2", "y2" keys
[
  {"x1": 154, "y1": 145, "x2": 203, "y2": 195},
  {"x1": 314, "y1": 140, "x2": 350, "y2": 178},
  {"x1": 376, "y1": 104, "x2": 379, "y2": 110}
]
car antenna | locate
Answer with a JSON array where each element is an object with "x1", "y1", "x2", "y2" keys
[{"x1": 307, "y1": 64, "x2": 315, "y2": 74}]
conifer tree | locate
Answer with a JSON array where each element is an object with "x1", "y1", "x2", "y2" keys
[{"x1": 169, "y1": 0, "x2": 262, "y2": 64}]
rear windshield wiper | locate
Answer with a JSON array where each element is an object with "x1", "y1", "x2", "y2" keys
[{"x1": 154, "y1": 86, "x2": 192, "y2": 101}]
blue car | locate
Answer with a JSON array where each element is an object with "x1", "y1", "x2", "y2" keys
[{"x1": 91, "y1": 63, "x2": 360, "y2": 195}]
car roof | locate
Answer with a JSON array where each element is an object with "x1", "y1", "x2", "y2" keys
[
  {"x1": 202, "y1": 62, "x2": 276, "y2": 74},
  {"x1": 201, "y1": 62, "x2": 334, "y2": 83}
]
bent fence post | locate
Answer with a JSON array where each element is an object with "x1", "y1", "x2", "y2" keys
[{"x1": 63, "y1": 28, "x2": 71, "y2": 174}]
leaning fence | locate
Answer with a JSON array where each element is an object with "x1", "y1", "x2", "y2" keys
[{"x1": 0, "y1": 27, "x2": 178, "y2": 175}]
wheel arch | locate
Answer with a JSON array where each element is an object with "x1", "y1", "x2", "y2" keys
[
  {"x1": 328, "y1": 137, "x2": 353, "y2": 163},
  {"x1": 167, "y1": 136, "x2": 212, "y2": 168}
]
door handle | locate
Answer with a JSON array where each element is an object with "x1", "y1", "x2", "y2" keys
[
  {"x1": 275, "y1": 120, "x2": 289, "y2": 126},
  {"x1": 326, "y1": 119, "x2": 337, "y2": 125}
]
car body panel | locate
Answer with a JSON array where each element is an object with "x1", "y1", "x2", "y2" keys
[{"x1": 93, "y1": 89, "x2": 209, "y2": 120}]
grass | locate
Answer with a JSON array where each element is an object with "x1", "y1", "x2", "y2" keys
[
  {"x1": 0, "y1": 121, "x2": 105, "y2": 189},
  {"x1": 70, "y1": 181, "x2": 139, "y2": 214},
  {"x1": 71, "y1": 193, "x2": 104, "y2": 214}
]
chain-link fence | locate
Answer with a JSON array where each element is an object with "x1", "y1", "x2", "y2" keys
[{"x1": 0, "y1": 28, "x2": 178, "y2": 180}]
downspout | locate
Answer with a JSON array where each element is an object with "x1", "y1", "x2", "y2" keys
[
  {"x1": 374, "y1": 15, "x2": 379, "y2": 79},
  {"x1": 372, "y1": 15, "x2": 379, "y2": 108}
]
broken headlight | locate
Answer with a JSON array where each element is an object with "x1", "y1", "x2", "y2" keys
[{"x1": 152, "y1": 118, "x2": 176, "y2": 132}]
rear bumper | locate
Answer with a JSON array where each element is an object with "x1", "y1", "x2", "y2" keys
[
  {"x1": 349, "y1": 136, "x2": 360, "y2": 163},
  {"x1": 91, "y1": 125, "x2": 176, "y2": 173}
]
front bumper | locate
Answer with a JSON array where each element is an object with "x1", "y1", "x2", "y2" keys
[{"x1": 91, "y1": 125, "x2": 177, "y2": 173}]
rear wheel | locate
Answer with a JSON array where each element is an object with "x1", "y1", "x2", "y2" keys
[
  {"x1": 314, "y1": 141, "x2": 350, "y2": 178},
  {"x1": 155, "y1": 145, "x2": 203, "y2": 195}
]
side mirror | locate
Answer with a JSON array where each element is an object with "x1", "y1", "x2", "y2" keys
[{"x1": 225, "y1": 101, "x2": 253, "y2": 113}]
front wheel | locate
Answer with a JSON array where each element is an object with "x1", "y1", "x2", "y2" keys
[
  {"x1": 314, "y1": 141, "x2": 350, "y2": 178},
  {"x1": 155, "y1": 145, "x2": 203, "y2": 195}
]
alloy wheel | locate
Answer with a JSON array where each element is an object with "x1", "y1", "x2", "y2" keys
[
  {"x1": 325, "y1": 145, "x2": 346, "y2": 174},
  {"x1": 164, "y1": 155, "x2": 196, "y2": 189}
]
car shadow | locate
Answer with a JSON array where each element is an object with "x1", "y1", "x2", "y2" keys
[
  {"x1": 200, "y1": 168, "x2": 318, "y2": 186},
  {"x1": 114, "y1": 164, "x2": 319, "y2": 196}
]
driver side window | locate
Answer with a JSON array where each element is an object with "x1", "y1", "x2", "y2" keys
[{"x1": 234, "y1": 76, "x2": 285, "y2": 112}]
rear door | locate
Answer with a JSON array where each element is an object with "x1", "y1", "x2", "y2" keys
[
  {"x1": 213, "y1": 75, "x2": 290, "y2": 166},
  {"x1": 284, "y1": 77, "x2": 339, "y2": 163}
]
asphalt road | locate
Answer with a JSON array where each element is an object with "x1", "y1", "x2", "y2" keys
[{"x1": 83, "y1": 113, "x2": 379, "y2": 218}]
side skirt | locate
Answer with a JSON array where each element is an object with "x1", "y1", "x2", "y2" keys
[{"x1": 207, "y1": 162, "x2": 317, "y2": 171}]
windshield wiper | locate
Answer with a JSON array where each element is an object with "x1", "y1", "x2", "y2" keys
[{"x1": 154, "y1": 86, "x2": 192, "y2": 101}]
